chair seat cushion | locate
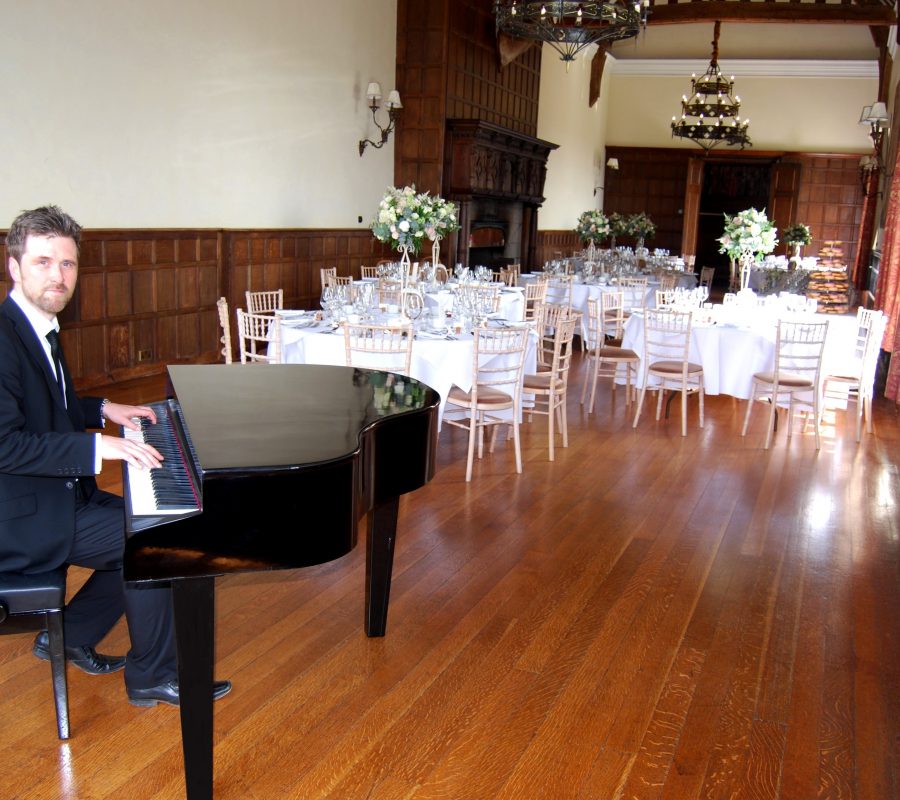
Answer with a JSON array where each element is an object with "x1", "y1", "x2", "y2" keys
[
  {"x1": 0, "y1": 568, "x2": 67, "y2": 615},
  {"x1": 523, "y1": 373, "x2": 562, "y2": 391},
  {"x1": 597, "y1": 346, "x2": 638, "y2": 361},
  {"x1": 447, "y1": 385, "x2": 513, "y2": 406},
  {"x1": 753, "y1": 372, "x2": 813, "y2": 388},
  {"x1": 649, "y1": 360, "x2": 703, "y2": 375}
]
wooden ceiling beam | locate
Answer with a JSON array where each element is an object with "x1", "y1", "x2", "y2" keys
[{"x1": 646, "y1": 1, "x2": 896, "y2": 26}]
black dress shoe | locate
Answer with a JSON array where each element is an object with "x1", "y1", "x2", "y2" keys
[
  {"x1": 32, "y1": 631, "x2": 126, "y2": 675},
  {"x1": 127, "y1": 679, "x2": 232, "y2": 707}
]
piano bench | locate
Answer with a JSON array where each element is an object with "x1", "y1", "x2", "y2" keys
[{"x1": 0, "y1": 568, "x2": 70, "y2": 739}]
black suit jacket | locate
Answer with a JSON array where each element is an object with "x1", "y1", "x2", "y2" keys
[{"x1": 0, "y1": 296, "x2": 104, "y2": 573}]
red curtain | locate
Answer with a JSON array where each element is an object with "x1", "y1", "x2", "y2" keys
[{"x1": 877, "y1": 141, "x2": 900, "y2": 402}]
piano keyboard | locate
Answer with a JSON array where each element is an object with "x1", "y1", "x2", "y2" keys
[{"x1": 123, "y1": 402, "x2": 201, "y2": 517}]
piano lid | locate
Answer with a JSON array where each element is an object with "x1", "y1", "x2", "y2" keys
[{"x1": 168, "y1": 364, "x2": 439, "y2": 473}]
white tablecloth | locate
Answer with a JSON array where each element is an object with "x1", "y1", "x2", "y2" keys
[
  {"x1": 522, "y1": 275, "x2": 653, "y2": 337},
  {"x1": 279, "y1": 319, "x2": 537, "y2": 427},
  {"x1": 620, "y1": 310, "x2": 860, "y2": 400}
]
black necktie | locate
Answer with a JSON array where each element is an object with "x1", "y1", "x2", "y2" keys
[{"x1": 46, "y1": 330, "x2": 66, "y2": 402}]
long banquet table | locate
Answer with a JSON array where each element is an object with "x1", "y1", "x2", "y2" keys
[{"x1": 620, "y1": 308, "x2": 860, "y2": 400}]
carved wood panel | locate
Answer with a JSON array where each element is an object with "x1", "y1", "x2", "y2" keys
[{"x1": 395, "y1": 0, "x2": 543, "y2": 196}]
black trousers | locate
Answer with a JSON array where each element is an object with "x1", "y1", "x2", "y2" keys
[{"x1": 64, "y1": 488, "x2": 177, "y2": 690}]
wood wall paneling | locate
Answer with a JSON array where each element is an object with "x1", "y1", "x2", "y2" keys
[
  {"x1": 395, "y1": 0, "x2": 450, "y2": 194},
  {"x1": 536, "y1": 231, "x2": 582, "y2": 267},
  {"x1": 109, "y1": 323, "x2": 131, "y2": 370},
  {"x1": 602, "y1": 148, "x2": 865, "y2": 272},
  {"x1": 132, "y1": 269, "x2": 156, "y2": 315},
  {"x1": 794, "y1": 155, "x2": 863, "y2": 268}
]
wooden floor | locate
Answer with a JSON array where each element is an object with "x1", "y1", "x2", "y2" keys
[{"x1": 1, "y1": 355, "x2": 898, "y2": 800}]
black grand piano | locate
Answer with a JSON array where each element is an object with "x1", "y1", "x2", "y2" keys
[{"x1": 121, "y1": 364, "x2": 440, "y2": 799}]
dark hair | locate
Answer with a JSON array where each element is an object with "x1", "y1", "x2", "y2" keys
[{"x1": 5, "y1": 205, "x2": 82, "y2": 264}]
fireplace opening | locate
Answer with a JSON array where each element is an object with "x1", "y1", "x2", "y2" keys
[{"x1": 468, "y1": 224, "x2": 508, "y2": 269}]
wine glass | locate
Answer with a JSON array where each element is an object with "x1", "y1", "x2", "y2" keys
[{"x1": 320, "y1": 286, "x2": 334, "y2": 319}]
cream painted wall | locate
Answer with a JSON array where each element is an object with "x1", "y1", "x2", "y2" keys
[
  {"x1": 0, "y1": 0, "x2": 397, "y2": 229},
  {"x1": 536, "y1": 43, "x2": 881, "y2": 234},
  {"x1": 537, "y1": 46, "x2": 611, "y2": 230},
  {"x1": 606, "y1": 73, "x2": 877, "y2": 153}
]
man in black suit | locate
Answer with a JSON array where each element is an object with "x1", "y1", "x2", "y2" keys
[{"x1": 0, "y1": 205, "x2": 229, "y2": 706}]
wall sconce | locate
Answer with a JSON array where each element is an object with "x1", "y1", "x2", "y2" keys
[
  {"x1": 858, "y1": 101, "x2": 890, "y2": 197},
  {"x1": 593, "y1": 157, "x2": 619, "y2": 196},
  {"x1": 358, "y1": 82, "x2": 402, "y2": 156}
]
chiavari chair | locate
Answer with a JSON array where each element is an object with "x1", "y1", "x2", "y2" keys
[
  {"x1": 245, "y1": 289, "x2": 284, "y2": 314},
  {"x1": 633, "y1": 307, "x2": 704, "y2": 437},
  {"x1": 236, "y1": 308, "x2": 281, "y2": 364},
  {"x1": 523, "y1": 308, "x2": 579, "y2": 460},
  {"x1": 443, "y1": 326, "x2": 530, "y2": 482},
  {"x1": 742, "y1": 318, "x2": 829, "y2": 449},
  {"x1": 581, "y1": 295, "x2": 639, "y2": 412},
  {"x1": 821, "y1": 309, "x2": 885, "y2": 441},
  {"x1": 217, "y1": 297, "x2": 233, "y2": 364},
  {"x1": 343, "y1": 323, "x2": 413, "y2": 375}
]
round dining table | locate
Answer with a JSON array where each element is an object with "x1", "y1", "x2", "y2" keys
[
  {"x1": 277, "y1": 312, "x2": 537, "y2": 428},
  {"x1": 620, "y1": 307, "x2": 860, "y2": 400},
  {"x1": 354, "y1": 279, "x2": 526, "y2": 323}
]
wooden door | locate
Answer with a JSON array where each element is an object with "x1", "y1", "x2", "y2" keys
[{"x1": 768, "y1": 161, "x2": 801, "y2": 254}]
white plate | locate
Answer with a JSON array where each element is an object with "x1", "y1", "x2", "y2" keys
[{"x1": 281, "y1": 317, "x2": 317, "y2": 328}]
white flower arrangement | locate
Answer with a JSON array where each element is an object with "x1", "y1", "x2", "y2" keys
[
  {"x1": 574, "y1": 209, "x2": 610, "y2": 244},
  {"x1": 370, "y1": 185, "x2": 460, "y2": 254},
  {"x1": 718, "y1": 208, "x2": 778, "y2": 262}
]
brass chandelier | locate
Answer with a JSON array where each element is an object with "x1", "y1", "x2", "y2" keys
[
  {"x1": 494, "y1": 1, "x2": 650, "y2": 66},
  {"x1": 670, "y1": 21, "x2": 751, "y2": 151}
]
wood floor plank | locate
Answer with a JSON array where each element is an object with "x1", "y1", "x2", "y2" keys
[{"x1": 616, "y1": 645, "x2": 707, "y2": 800}]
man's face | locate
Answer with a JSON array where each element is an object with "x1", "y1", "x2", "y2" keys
[{"x1": 8, "y1": 234, "x2": 78, "y2": 319}]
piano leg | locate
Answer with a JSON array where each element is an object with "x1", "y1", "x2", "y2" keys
[
  {"x1": 365, "y1": 495, "x2": 399, "y2": 637},
  {"x1": 172, "y1": 577, "x2": 216, "y2": 800}
]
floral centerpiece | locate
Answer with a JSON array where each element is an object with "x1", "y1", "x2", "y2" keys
[
  {"x1": 782, "y1": 222, "x2": 811, "y2": 266},
  {"x1": 574, "y1": 209, "x2": 610, "y2": 244},
  {"x1": 575, "y1": 209, "x2": 610, "y2": 261},
  {"x1": 370, "y1": 185, "x2": 459, "y2": 261},
  {"x1": 607, "y1": 212, "x2": 629, "y2": 249},
  {"x1": 718, "y1": 208, "x2": 778, "y2": 290},
  {"x1": 627, "y1": 212, "x2": 656, "y2": 242}
]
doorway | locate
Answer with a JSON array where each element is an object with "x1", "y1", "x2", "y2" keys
[{"x1": 696, "y1": 161, "x2": 772, "y2": 289}]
